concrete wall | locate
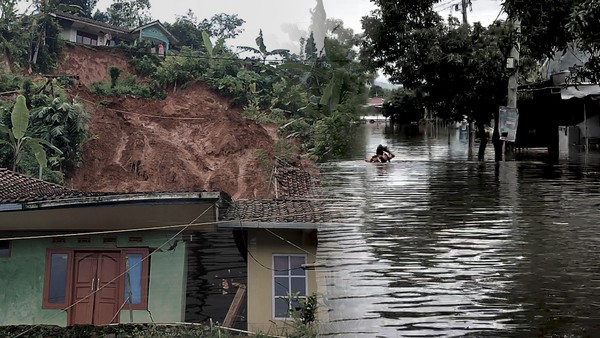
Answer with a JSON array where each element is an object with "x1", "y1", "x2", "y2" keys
[
  {"x1": 576, "y1": 114, "x2": 600, "y2": 142},
  {"x1": 246, "y1": 229, "x2": 317, "y2": 335},
  {"x1": 0, "y1": 231, "x2": 187, "y2": 326}
]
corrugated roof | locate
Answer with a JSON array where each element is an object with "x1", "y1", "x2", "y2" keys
[{"x1": 0, "y1": 168, "x2": 99, "y2": 203}]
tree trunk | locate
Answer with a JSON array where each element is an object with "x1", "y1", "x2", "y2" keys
[
  {"x1": 493, "y1": 109, "x2": 503, "y2": 161},
  {"x1": 477, "y1": 122, "x2": 488, "y2": 161}
]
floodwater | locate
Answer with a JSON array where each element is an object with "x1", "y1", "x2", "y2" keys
[{"x1": 316, "y1": 123, "x2": 600, "y2": 337}]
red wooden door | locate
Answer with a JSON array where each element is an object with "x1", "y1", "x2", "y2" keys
[
  {"x1": 93, "y1": 253, "x2": 121, "y2": 324},
  {"x1": 69, "y1": 252, "x2": 121, "y2": 325}
]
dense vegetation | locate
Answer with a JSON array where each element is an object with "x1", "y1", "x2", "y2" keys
[{"x1": 0, "y1": 0, "x2": 372, "y2": 184}]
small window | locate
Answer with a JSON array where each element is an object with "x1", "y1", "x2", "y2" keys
[
  {"x1": 43, "y1": 251, "x2": 71, "y2": 309},
  {"x1": 273, "y1": 255, "x2": 307, "y2": 319},
  {"x1": 121, "y1": 249, "x2": 149, "y2": 310},
  {"x1": 0, "y1": 240, "x2": 10, "y2": 257}
]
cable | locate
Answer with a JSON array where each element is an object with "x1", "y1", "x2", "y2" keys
[
  {"x1": 11, "y1": 202, "x2": 215, "y2": 338},
  {"x1": 433, "y1": 0, "x2": 457, "y2": 11},
  {"x1": 493, "y1": 7, "x2": 505, "y2": 23},
  {"x1": 0, "y1": 210, "x2": 329, "y2": 242},
  {"x1": 76, "y1": 96, "x2": 211, "y2": 121}
]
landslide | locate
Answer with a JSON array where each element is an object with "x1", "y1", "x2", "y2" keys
[{"x1": 58, "y1": 45, "x2": 277, "y2": 199}]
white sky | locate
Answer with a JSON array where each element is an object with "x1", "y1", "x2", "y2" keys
[{"x1": 93, "y1": 0, "x2": 505, "y2": 54}]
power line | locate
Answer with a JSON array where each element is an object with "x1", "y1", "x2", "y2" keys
[
  {"x1": 11, "y1": 202, "x2": 216, "y2": 338},
  {"x1": 0, "y1": 210, "x2": 330, "y2": 242}
]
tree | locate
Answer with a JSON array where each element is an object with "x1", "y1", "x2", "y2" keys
[
  {"x1": 58, "y1": 0, "x2": 99, "y2": 17},
  {"x1": 0, "y1": 95, "x2": 61, "y2": 178},
  {"x1": 198, "y1": 13, "x2": 245, "y2": 40},
  {"x1": 164, "y1": 9, "x2": 203, "y2": 49},
  {"x1": 238, "y1": 30, "x2": 290, "y2": 64},
  {"x1": 104, "y1": 0, "x2": 151, "y2": 27},
  {"x1": 26, "y1": 0, "x2": 72, "y2": 73},
  {"x1": 502, "y1": 0, "x2": 600, "y2": 82},
  {"x1": 361, "y1": 1, "x2": 516, "y2": 159},
  {"x1": 29, "y1": 97, "x2": 91, "y2": 174}
]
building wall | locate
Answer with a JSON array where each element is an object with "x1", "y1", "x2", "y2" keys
[
  {"x1": 59, "y1": 28, "x2": 77, "y2": 43},
  {"x1": 0, "y1": 231, "x2": 187, "y2": 326},
  {"x1": 140, "y1": 26, "x2": 170, "y2": 51},
  {"x1": 246, "y1": 228, "x2": 318, "y2": 335},
  {"x1": 576, "y1": 113, "x2": 600, "y2": 142}
]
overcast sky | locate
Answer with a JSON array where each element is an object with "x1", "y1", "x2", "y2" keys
[{"x1": 93, "y1": 0, "x2": 505, "y2": 53}]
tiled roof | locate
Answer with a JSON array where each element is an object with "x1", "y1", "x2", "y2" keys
[
  {"x1": 219, "y1": 160, "x2": 327, "y2": 224},
  {"x1": 220, "y1": 199, "x2": 328, "y2": 223},
  {"x1": 274, "y1": 159, "x2": 319, "y2": 199},
  {"x1": 0, "y1": 168, "x2": 98, "y2": 203},
  {"x1": 52, "y1": 11, "x2": 130, "y2": 33}
]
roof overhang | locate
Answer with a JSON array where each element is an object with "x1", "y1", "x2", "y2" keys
[
  {"x1": 0, "y1": 192, "x2": 222, "y2": 232},
  {"x1": 560, "y1": 84, "x2": 600, "y2": 100}
]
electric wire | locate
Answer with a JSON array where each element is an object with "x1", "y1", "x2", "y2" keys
[
  {"x1": 11, "y1": 202, "x2": 215, "y2": 338},
  {"x1": 0, "y1": 209, "x2": 330, "y2": 242}
]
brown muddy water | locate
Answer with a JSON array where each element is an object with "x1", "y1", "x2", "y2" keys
[{"x1": 316, "y1": 123, "x2": 600, "y2": 337}]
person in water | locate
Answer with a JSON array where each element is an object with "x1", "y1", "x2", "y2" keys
[{"x1": 366, "y1": 144, "x2": 395, "y2": 162}]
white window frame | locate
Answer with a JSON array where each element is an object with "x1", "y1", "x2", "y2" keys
[{"x1": 272, "y1": 254, "x2": 308, "y2": 319}]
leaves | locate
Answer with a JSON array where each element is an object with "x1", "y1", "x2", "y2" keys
[
  {"x1": 202, "y1": 31, "x2": 214, "y2": 58},
  {"x1": 11, "y1": 95, "x2": 29, "y2": 140}
]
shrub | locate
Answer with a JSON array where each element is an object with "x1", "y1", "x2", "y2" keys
[{"x1": 108, "y1": 66, "x2": 122, "y2": 88}]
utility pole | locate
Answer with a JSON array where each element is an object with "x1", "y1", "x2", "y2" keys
[
  {"x1": 495, "y1": 17, "x2": 521, "y2": 161},
  {"x1": 462, "y1": 0, "x2": 474, "y2": 157},
  {"x1": 507, "y1": 19, "x2": 521, "y2": 109}
]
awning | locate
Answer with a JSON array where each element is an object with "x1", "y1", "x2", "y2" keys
[{"x1": 561, "y1": 84, "x2": 600, "y2": 100}]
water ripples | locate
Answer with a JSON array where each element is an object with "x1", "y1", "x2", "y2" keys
[{"x1": 315, "y1": 126, "x2": 600, "y2": 337}]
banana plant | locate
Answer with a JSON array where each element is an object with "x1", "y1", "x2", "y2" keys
[
  {"x1": 0, "y1": 95, "x2": 62, "y2": 178},
  {"x1": 238, "y1": 29, "x2": 290, "y2": 64},
  {"x1": 202, "y1": 31, "x2": 225, "y2": 59}
]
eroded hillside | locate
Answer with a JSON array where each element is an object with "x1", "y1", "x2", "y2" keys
[{"x1": 60, "y1": 45, "x2": 277, "y2": 199}]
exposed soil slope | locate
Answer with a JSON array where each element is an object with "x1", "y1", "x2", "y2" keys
[{"x1": 60, "y1": 45, "x2": 276, "y2": 199}]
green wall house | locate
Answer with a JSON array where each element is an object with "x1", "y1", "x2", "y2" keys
[
  {"x1": 0, "y1": 168, "x2": 227, "y2": 327},
  {"x1": 132, "y1": 21, "x2": 179, "y2": 55}
]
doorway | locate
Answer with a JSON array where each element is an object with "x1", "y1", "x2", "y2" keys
[{"x1": 69, "y1": 252, "x2": 121, "y2": 325}]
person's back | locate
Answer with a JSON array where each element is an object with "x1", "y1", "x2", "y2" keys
[{"x1": 376, "y1": 144, "x2": 387, "y2": 156}]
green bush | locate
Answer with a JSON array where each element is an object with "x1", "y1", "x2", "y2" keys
[
  {"x1": 109, "y1": 66, "x2": 122, "y2": 88},
  {"x1": 0, "y1": 323, "x2": 222, "y2": 338},
  {"x1": 130, "y1": 55, "x2": 160, "y2": 77}
]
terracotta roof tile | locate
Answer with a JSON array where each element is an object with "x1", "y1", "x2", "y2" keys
[
  {"x1": 220, "y1": 199, "x2": 328, "y2": 223},
  {"x1": 0, "y1": 168, "x2": 99, "y2": 204},
  {"x1": 274, "y1": 159, "x2": 319, "y2": 199},
  {"x1": 220, "y1": 160, "x2": 328, "y2": 224}
]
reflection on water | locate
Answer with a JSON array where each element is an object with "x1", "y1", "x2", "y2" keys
[{"x1": 317, "y1": 124, "x2": 600, "y2": 337}]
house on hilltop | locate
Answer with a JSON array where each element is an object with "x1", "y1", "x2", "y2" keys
[{"x1": 50, "y1": 11, "x2": 178, "y2": 54}]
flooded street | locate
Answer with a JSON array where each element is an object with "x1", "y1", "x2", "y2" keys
[{"x1": 317, "y1": 123, "x2": 600, "y2": 337}]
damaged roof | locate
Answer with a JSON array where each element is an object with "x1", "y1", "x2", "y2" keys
[
  {"x1": 220, "y1": 159, "x2": 327, "y2": 227},
  {"x1": 220, "y1": 199, "x2": 328, "y2": 224},
  {"x1": 274, "y1": 159, "x2": 319, "y2": 199}
]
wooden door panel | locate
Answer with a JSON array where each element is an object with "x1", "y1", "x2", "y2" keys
[
  {"x1": 69, "y1": 253, "x2": 98, "y2": 325},
  {"x1": 94, "y1": 252, "x2": 121, "y2": 324}
]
